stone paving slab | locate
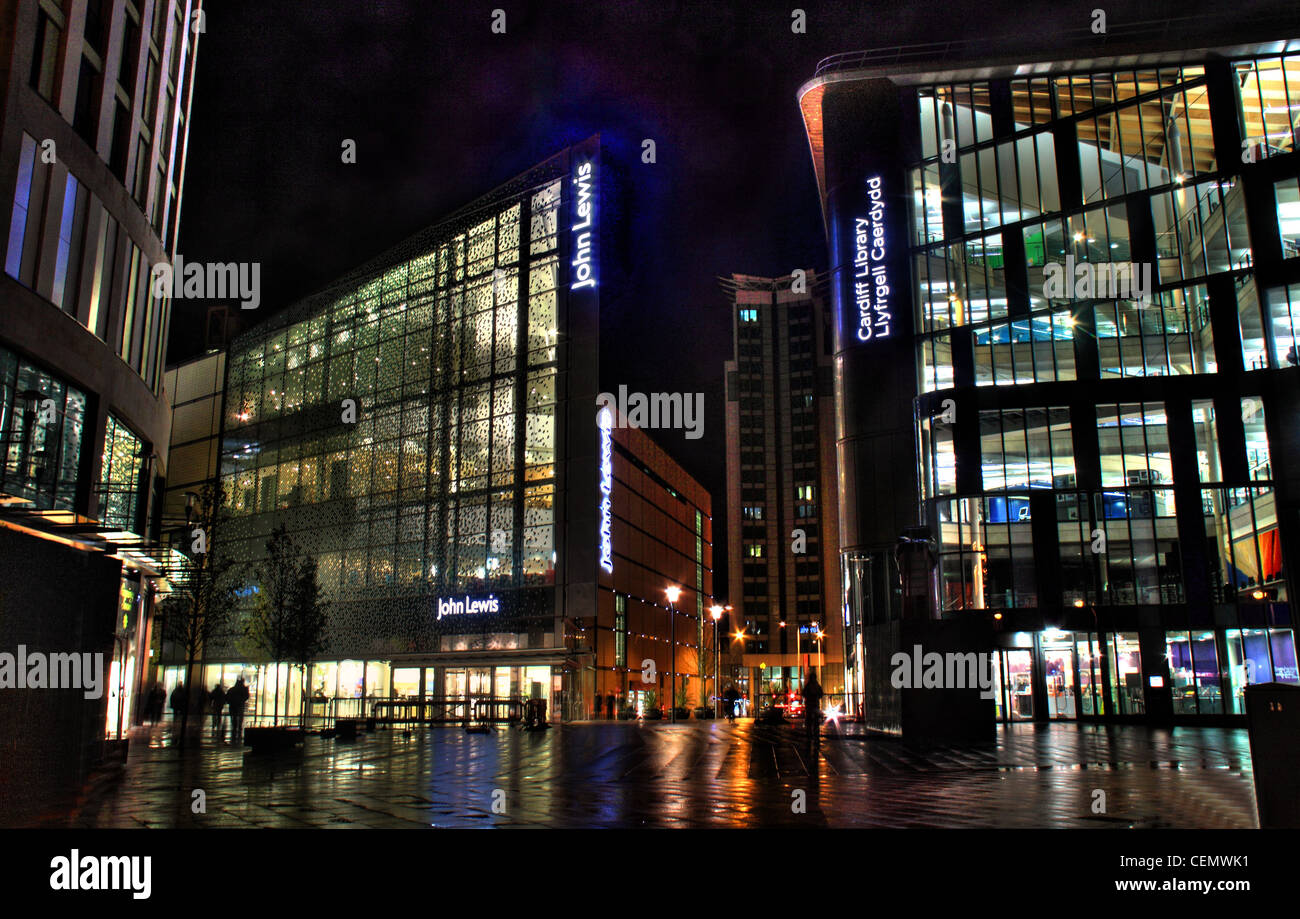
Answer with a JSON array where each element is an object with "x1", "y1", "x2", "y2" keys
[{"x1": 15, "y1": 720, "x2": 1259, "y2": 829}]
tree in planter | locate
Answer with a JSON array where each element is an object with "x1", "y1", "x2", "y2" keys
[
  {"x1": 245, "y1": 524, "x2": 328, "y2": 727},
  {"x1": 157, "y1": 481, "x2": 239, "y2": 748},
  {"x1": 288, "y1": 555, "x2": 328, "y2": 725},
  {"x1": 676, "y1": 675, "x2": 691, "y2": 713}
]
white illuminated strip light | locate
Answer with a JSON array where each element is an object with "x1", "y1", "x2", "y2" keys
[
  {"x1": 571, "y1": 158, "x2": 596, "y2": 290},
  {"x1": 852, "y1": 175, "x2": 892, "y2": 342},
  {"x1": 436, "y1": 595, "x2": 501, "y2": 621},
  {"x1": 598, "y1": 406, "x2": 614, "y2": 574}
]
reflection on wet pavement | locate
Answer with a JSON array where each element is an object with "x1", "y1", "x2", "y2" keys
[{"x1": 33, "y1": 720, "x2": 1259, "y2": 828}]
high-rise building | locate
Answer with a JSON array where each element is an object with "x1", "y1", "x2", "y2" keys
[
  {"x1": 722, "y1": 272, "x2": 842, "y2": 714},
  {"x1": 166, "y1": 139, "x2": 716, "y2": 724},
  {"x1": 0, "y1": 0, "x2": 202, "y2": 809},
  {"x1": 799, "y1": 19, "x2": 1300, "y2": 735}
]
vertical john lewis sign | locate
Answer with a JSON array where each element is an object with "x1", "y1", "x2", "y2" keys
[{"x1": 571, "y1": 158, "x2": 596, "y2": 291}]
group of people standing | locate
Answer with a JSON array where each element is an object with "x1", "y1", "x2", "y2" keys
[{"x1": 140, "y1": 677, "x2": 251, "y2": 743}]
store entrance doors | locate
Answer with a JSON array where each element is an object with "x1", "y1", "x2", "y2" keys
[{"x1": 1041, "y1": 633, "x2": 1077, "y2": 719}]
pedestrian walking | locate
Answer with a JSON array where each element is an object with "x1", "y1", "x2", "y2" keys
[
  {"x1": 605, "y1": 692, "x2": 615, "y2": 720},
  {"x1": 169, "y1": 683, "x2": 188, "y2": 721},
  {"x1": 723, "y1": 684, "x2": 740, "y2": 722},
  {"x1": 143, "y1": 683, "x2": 159, "y2": 722},
  {"x1": 210, "y1": 683, "x2": 226, "y2": 738},
  {"x1": 227, "y1": 677, "x2": 250, "y2": 744},
  {"x1": 803, "y1": 671, "x2": 824, "y2": 747}
]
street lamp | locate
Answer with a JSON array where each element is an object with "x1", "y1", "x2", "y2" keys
[
  {"x1": 666, "y1": 585, "x2": 681, "y2": 722},
  {"x1": 710, "y1": 605, "x2": 723, "y2": 715}
]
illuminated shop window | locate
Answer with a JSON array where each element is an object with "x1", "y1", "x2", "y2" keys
[
  {"x1": 1165, "y1": 630, "x2": 1223, "y2": 715},
  {"x1": 1225, "y1": 629, "x2": 1299, "y2": 714}
]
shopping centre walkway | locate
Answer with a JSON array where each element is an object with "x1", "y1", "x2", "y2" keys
[{"x1": 28, "y1": 720, "x2": 1259, "y2": 828}]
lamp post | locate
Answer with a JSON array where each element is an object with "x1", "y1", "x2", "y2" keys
[
  {"x1": 666, "y1": 585, "x2": 681, "y2": 722},
  {"x1": 733, "y1": 628, "x2": 746, "y2": 716},
  {"x1": 710, "y1": 605, "x2": 723, "y2": 714}
]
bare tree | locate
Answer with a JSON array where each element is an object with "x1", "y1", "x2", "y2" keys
[
  {"x1": 158, "y1": 480, "x2": 239, "y2": 748},
  {"x1": 245, "y1": 524, "x2": 328, "y2": 726}
]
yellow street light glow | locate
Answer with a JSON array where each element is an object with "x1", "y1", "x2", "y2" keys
[
  {"x1": 1073, "y1": 598, "x2": 1086, "y2": 608},
  {"x1": 665, "y1": 585, "x2": 681, "y2": 604},
  {"x1": 1252, "y1": 589, "x2": 1266, "y2": 600},
  {"x1": 710, "y1": 604, "x2": 723, "y2": 620}
]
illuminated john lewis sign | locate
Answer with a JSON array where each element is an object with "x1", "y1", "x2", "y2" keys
[
  {"x1": 598, "y1": 405, "x2": 613, "y2": 574},
  {"x1": 436, "y1": 595, "x2": 501, "y2": 621},
  {"x1": 852, "y1": 175, "x2": 892, "y2": 342},
  {"x1": 571, "y1": 159, "x2": 596, "y2": 291}
]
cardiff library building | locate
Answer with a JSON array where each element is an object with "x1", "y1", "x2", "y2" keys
[{"x1": 800, "y1": 24, "x2": 1300, "y2": 732}]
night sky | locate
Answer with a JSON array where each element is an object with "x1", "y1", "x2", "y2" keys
[{"x1": 173, "y1": 0, "x2": 1278, "y2": 600}]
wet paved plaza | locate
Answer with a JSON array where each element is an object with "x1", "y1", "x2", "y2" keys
[{"x1": 33, "y1": 720, "x2": 1260, "y2": 828}]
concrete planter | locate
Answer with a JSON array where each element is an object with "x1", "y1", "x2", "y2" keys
[{"x1": 243, "y1": 726, "x2": 305, "y2": 752}]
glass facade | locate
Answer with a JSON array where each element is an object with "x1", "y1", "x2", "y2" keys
[
  {"x1": 219, "y1": 177, "x2": 563, "y2": 659},
  {"x1": 0, "y1": 345, "x2": 86, "y2": 511},
  {"x1": 840, "y1": 49, "x2": 1300, "y2": 726}
]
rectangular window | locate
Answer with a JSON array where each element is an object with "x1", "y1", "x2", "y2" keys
[
  {"x1": 1192, "y1": 400, "x2": 1221, "y2": 484},
  {"x1": 1277, "y1": 177, "x2": 1300, "y2": 261},
  {"x1": 52, "y1": 173, "x2": 89, "y2": 314},
  {"x1": 1264, "y1": 284, "x2": 1300, "y2": 368},
  {"x1": 5, "y1": 134, "x2": 38, "y2": 281},
  {"x1": 1241, "y1": 397, "x2": 1272, "y2": 482},
  {"x1": 1235, "y1": 54, "x2": 1300, "y2": 160},
  {"x1": 97, "y1": 413, "x2": 143, "y2": 533},
  {"x1": 117, "y1": 12, "x2": 141, "y2": 95},
  {"x1": 30, "y1": 10, "x2": 62, "y2": 101},
  {"x1": 1166, "y1": 630, "x2": 1222, "y2": 715},
  {"x1": 86, "y1": 208, "x2": 118, "y2": 340},
  {"x1": 72, "y1": 56, "x2": 101, "y2": 146},
  {"x1": 1096, "y1": 402, "x2": 1171, "y2": 487},
  {"x1": 615, "y1": 595, "x2": 626, "y2": 668}
]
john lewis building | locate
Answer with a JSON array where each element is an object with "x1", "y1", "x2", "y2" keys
[
  {"x1": 181, "y1": 139, "x2": 714, "y2": 723},
  {"x1": 800, "y1": 21, "x2": 1300, "y2": 733}
]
